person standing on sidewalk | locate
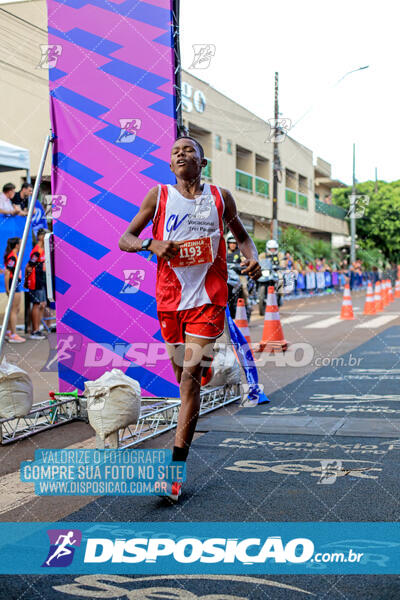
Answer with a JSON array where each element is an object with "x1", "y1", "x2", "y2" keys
[
  {"x1": 119, "y1": 136, "x2": 261, "y2": 501},
  {"x1": 25, "y1": 228, "x2": 47, "y2": 340},
  {"x1": 3, "y1": 237, "x2": 26, "y2": 343}
]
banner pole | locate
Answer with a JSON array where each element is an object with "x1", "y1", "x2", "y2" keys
[{"x1": 172, "y1": 0, "x2": 186, "y2": 137}]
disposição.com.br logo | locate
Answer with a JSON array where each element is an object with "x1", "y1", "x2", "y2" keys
[{"x1": 42, "y1": 529, "x2": 82, "y2": 568}]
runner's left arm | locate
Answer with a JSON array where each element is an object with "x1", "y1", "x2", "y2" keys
[{"x1": 221, "y1": 188, "x2": 261, "y2": 280}]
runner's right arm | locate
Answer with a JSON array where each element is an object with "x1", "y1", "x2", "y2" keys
[{"x1": 118, "y1": 186, "x2": 180, "y2": 260}]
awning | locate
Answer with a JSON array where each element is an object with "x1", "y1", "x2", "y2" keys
[{"x1": 0, "y1": 139, "x2": 30, "y2": 172}]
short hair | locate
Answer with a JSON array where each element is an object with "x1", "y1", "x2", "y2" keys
[
  {"x1": 2, "y1": 183, "x2": 15, "y2": 193},
  {"x1": 175, "y1": 136, "x2": 205, "y2": 160},
  {"x1": 21, "y1": 182, "x2": 33, "y2": 190}
]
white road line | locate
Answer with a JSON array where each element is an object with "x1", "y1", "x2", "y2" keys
[
  {"x1": 0, "y1": 437, "x2": 96, "y2": 516},
  {"x1": 282, "y1": 315, "x2": 311, "y2": 325},
  {"x1": 356, "y1": 315, "x2": 398, "y2": 329},
  {"x1": 305, "y1": 316, "x2": 343, "y2": 329}
]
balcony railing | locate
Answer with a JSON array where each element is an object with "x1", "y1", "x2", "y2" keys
[
  {"x1": 255, "y1": 177, "x2": 269, "y2": 197},
  {"x1": 315, "y1": 198, "x2": 347, "y2": 220},
  {"x1": 298, "y1": 193, "x2": 308, "y2": 209},
  {"x1": 285, "y1": 188, "x2": 297, "y2": 206},
  {"x1": 202, "y1": 158, "x2": 212, "y2": 180},
  {"x1": 236, "y1": 169, "x2": 253, "y2": 193}
]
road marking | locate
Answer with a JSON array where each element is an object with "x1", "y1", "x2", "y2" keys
[
  {"x1": 356, "y1": 315, "x2": 398, "y2": 329},
  {"x1": 0, "y1": 437, "x2": 96, "y2": 516},
  {"x1": 305, "y1": 316, "x2": 343, "y2": 329},
  {"x1": 282, "y1": 315, "x2": 311, "y2": 325}
]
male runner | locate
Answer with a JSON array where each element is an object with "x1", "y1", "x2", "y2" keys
[{"x1": 119, "y1": 136, "x2": 261, "y2": 500}]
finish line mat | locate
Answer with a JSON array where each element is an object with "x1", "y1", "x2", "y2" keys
[{"x1": 239, "y1": 324, "x2": 400, "y2": 422}]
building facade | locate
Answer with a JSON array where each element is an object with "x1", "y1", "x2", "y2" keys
[
  {"x1": 0, "y1": 0, "x2": 348, "y2": 243},
  {"x1": 182, "y1": 71, "x2": 348, "y2": 243}
]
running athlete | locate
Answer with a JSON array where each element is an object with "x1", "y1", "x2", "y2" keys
[{"x1": 119, "y1": 136, "x2": 261, "y2": 500}]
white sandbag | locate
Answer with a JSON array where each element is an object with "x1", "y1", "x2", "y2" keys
[
  {"x1": 85, "y1": 368, "x2": 141, "y2": 440},
  {"x1": 0, "y1": 357, "x2": 33, "y2": 418},
  {"x1": 206, "y1": 345, "x2": 241, "y2": 387}
]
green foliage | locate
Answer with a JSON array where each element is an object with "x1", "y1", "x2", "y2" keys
[
  {"x1": 356, "y1": 246, "x2": 384, "y2": 270},
  {"x1": 310, "y1": 238, "x2": 331, "y2": 260},
  {"x1": 332, "y1": 180, "x2": 400, "y2": 262},
  {"x1": 280, "y1": 226, "x2": 313, "y2": 262}
]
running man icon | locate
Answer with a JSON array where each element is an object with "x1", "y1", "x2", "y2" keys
[{"x1": 42, "y1": 529, "x2": 82, "y2": 567}]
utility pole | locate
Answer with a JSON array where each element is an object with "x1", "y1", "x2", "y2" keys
[
  {"x1": 350, "y1": 143, "x2": 356, "y2": 264},
  {"x1": 374, "y1": 167, "x2": 378, "y2": 194},
  {"x1": 272, "y1": 71, "x2": 279, "y2": 241}
]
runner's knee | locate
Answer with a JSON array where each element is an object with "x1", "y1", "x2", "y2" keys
[{"x1": 180, "y1": 368, "x2": 202, "y2": 394}]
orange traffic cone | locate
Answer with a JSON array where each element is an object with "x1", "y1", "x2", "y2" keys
[
  {"x1": 388, "y1": 281, "x2": 394, "y2": 303},
  {"x1": 395, "y1": 280, "x2": 400, "y2": 299},
  {"x1": 374, "y1": 281, "x2": 384, "y2": 312},
  {"x1": 234, "y1": 298, "x2": 252, "y2": 347},
  {"x1": 363, "y1": 282, "x2": 376, "y2": 315},
  {"x1": 256, "y1": 286, "x2": 288, "y2": 352},
  {"x1": 382, "y1": 280, "x2": 389, "y2": 306},
  {"x1": 340, "y1": 284, "x2": 354, "y2": 320}
]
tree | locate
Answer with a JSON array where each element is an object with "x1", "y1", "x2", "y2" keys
[{"x1": 332, "y1": 180, "x2": 400, "y2": 262}]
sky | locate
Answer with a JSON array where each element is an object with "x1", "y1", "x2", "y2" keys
[{"x1": 180, "y1": 0, "x2": 399, "y2": 185}]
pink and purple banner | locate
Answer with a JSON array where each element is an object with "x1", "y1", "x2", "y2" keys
[{"x1": 46, "y1": 0, "x2": 179, "y2": 396}]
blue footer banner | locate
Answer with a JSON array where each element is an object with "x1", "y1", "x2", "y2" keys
[{"x1": 0, "y1": 522, "x2": 398, "y2": 574}]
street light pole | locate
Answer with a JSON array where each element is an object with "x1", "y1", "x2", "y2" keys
[
  {"x1": 272, "y1": 71, "x2": 279, "y2": 241},
  {"x1": 350, "y1": 143, "x2": 356, "y2": 264}
]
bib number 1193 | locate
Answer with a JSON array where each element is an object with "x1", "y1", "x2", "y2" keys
[{"x1": 169, "y1": 237, "x2": 213, "y2": 267}]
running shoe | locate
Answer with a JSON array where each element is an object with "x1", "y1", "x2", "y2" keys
[
  {"x1": 4, "y1": 330, "x2": 11, "y2": 340},
  {"x1": 30, "y1": 331, "x2": 46, "y2": 340},
  {"x1": 167, "y1": 481, "x2": 182, "y2": 502},
  {"x1": 8, "y1": 333, "x2": 26, "y2": 343}
]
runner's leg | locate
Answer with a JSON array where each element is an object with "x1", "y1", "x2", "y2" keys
[
  {"x1": 166, "y1": 343, "x2": 184, "y2": 383},
  {"x1": 174, "y1": 334, "x2": 216, "y2": 450}
]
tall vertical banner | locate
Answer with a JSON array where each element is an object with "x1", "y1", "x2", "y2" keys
[{"x1": 46, "y1": 0, "x2": 179, "y2": 396}]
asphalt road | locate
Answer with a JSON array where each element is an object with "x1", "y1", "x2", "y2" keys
[{"x1": 1, "y1": 290, "x2": 400, "y2": 598}]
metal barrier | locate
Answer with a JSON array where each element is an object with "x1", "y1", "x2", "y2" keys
[
  {"x1": 0, "y1": 383, "x2": 241, "y2": 447},
  {"x1": 96, "y1": 383, "x2": 241, "y2": 449},
  {"x1": 0, "y1": 396, "x2": 81, "y2": 444}
]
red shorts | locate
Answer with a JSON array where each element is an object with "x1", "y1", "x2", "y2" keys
[{"x1": 158, "y1": 303, "x2": 225, "y2": 345}]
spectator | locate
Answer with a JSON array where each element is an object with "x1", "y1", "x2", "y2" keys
[
  {"x1": 12, "y1": 182, "x2": 33, "y2": 215},
  {"x1": 0, "y1": 183, "x2": 22, "y2": 216},
  {"x1": 315, "y1": 258, "x2": 323, "y2": 271},
  {"x1": 25, "y1": 228, "x2": 48, "y2": 340},
  {"x1": 284, "y1": 251, "x2": 293, "y2": 269},
  {"x1": 3, "y1": 237, "x2": 26, "y2": 343}
]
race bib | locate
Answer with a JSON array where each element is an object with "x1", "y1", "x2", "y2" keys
[{"x1": 169, "y1": 237, "x2": 213, "y2": 267}]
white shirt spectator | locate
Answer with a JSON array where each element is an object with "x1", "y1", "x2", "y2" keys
[{"x1": 0, "y1": 192, "x2": 16, "y2": 215}]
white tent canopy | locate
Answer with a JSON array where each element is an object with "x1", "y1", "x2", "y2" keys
[{"x1": 0, "y1": 139, "x2": 30, "y2": 172}]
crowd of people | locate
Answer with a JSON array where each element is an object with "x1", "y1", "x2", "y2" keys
[
  {"x1": 270, "y1": 251, "x2": 393, "y2": 292},
  {"x1": 0, "y1": 182, "x2": 33, "y2": 216},
  {"x1": 3, "y1": 228, "x2": 48, "y2": 343}
]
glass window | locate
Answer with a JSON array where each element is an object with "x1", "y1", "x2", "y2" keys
[
  {"x1": 215, "y1": 135, "x2": 222, "y2": 150},
  {"x1": 285, "y1": 189, "x2": 297, "y2": 206},
  {"x1": 255, "y1": 177, "x2": 269, "y2": 197},
  {"x1": 236, "y1": 170, "x2": 253, "y2": 193},
  {"x1": 227, "y1": 140, "x2": 232, "y2": 154},
  {"x1": 298, "y1": 193, "x2": 308, "y2": 210}
]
